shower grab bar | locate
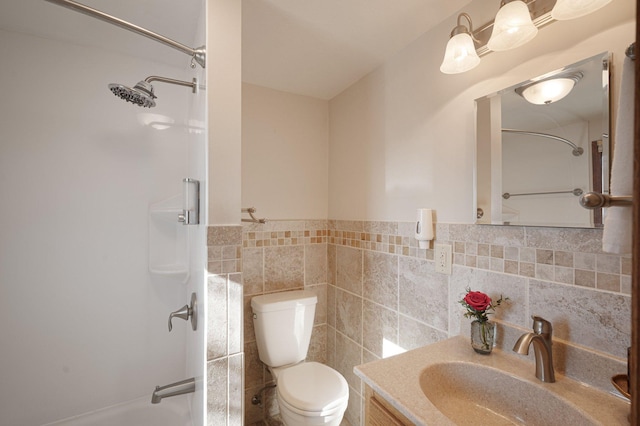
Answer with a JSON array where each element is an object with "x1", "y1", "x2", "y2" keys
[
  {"x1": 579, "y1": 192, "x2": 633, "y2": 209},
  {"x1": 502, "y1": 129, "x2": 583, "y2": 156},
  {"x1": 242, "y1": 207, "x2": 267, "y2": 224},
  {"x1": 503, "y1": 188, "x2": 583, "y2": 199},
  {"x1": 44, "y1": 0, "x2": 206, "y2": 68}
]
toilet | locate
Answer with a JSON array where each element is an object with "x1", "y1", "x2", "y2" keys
[{"x1": 251, "y1": 290, "x2": 349, "y2": 426}]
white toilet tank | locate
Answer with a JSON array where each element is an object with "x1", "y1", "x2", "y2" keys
[{"x1": 251, "y1": 290, "x2": 317, "y2": 368}]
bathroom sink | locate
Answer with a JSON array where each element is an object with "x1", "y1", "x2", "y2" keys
[
  {"x1": 355, "y1": 336, "x2": 629, "y2": 426},
  {"x1": 419, "y1": 362, "x2": 596, "y2": 425}
]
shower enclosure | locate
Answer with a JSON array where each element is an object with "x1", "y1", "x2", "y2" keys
[{"x1": 0, "y1": 1, "x2": 206, "y2": 425}]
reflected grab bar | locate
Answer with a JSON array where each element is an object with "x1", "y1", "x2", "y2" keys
[
  {"x1": 502, "y1": 129, "x2": 584, "y2": 156},
  {"x1": 503, "y1": 188, "x2": 583, "y2": 199},
  {"x1": 579, "y1": 192, "x2": 632, "y2": 209}
]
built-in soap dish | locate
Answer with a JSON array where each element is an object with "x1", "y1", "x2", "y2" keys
[{"x1": 611, "y1": 374, "x2": 630, "y2": 400}]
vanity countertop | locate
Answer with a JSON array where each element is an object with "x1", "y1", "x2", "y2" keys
[{"x1": 354, "y1": 336, "x2": 630, "y2": 426}]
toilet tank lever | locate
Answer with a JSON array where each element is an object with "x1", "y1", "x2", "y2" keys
[{"x1": 168, "y1": 292, "x2": 197, "y2": 332}]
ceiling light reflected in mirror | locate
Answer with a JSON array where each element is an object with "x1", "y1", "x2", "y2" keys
[{"x1": 516, "y1": 73, "x2": 583, "y2": 104}]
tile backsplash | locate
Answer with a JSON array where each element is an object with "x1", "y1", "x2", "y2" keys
[{"x1": 240, "y1": 220, "x2": 631, "y2": 426}]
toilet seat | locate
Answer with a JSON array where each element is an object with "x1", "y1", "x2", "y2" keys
[{"x1": 276, "y1": 362, "x2": 349, "y2": 415}]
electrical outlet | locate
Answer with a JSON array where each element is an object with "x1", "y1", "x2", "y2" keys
[{"x1": 435, "y1": 243, "x2": 452, "y2": 275}]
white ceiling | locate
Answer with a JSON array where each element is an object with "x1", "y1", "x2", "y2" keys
[
  {"x1": 0, "y1": 0, "x2": 470, "y2": 100},
  {"x1": 242, "y1": 0, "x2": 470, "y2": 99}
]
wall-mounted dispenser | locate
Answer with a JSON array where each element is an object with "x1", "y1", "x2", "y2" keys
[
  {"x1": 178, "y1": 178, "x2": 199, "y2": 225},
  {"x1": 415, "y1": 208, "x2": 434, "y2": 249}
]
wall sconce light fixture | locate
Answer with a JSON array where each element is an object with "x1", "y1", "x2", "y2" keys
[
  {"x1": 487, "y1": 0, "x2": 538, "y2": 51},
  {"x1": 515, "y1": 72, "x2": 583, "y2": 104},
  {"x1": 551, "y1": 0, "x2": 613, "y2": 20},
  {"x1": 440, "y1": 0, "x2": 613, "y2": 74},
  {"x1": 440, "y1": 13, "x2": 481, "y2": 74}
]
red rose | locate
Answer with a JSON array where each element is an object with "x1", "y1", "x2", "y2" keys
[{"x1": 464, "y1": 291, "x2": 492, "y2": 312}]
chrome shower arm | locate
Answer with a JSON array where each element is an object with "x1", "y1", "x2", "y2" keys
[
  {"x1": 145, "y1": 76, "x2": 198, "y2": 94},
  {"x1": 44, "y1": 0, "x2": 206, "y2": 68}
]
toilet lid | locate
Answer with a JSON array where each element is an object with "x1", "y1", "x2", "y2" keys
[{"x1": 277, "y1": 362, "x2": 349, "y2": 413}]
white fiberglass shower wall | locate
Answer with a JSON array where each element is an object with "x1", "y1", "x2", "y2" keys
[{"x1": 0, "y1": 2, "x2": 206, "y2": 425}]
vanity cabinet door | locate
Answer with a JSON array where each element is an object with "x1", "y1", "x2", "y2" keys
[{"x1": 365, "y1": 385, "x2": 412, "y2": 426}]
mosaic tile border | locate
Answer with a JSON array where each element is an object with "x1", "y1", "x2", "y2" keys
[
  {"x1": 241, "y1": 220, "x2": 630, "y2": 295},
  {"x1": 243, "y1": 229, "x2": 328, "y2": 248}
]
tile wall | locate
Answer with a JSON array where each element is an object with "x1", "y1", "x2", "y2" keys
[
  {"x1": 207, "y1": 226, "x2": 244, "y2": 426},
  {"x1": 242, "y1": 220, "x2": 330, "y2": 425},
  {"x1": 240, "y1": 220, "x2": 631, "y2": 426}
]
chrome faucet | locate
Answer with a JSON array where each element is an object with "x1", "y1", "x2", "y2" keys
[
  {"x1": 513, "y1": 316, "x2": 556, "y2": 383},
  {"x1": 151, "y1": 377, "x2": 196, "y2": 404}
]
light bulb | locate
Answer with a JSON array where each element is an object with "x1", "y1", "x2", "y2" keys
[
  {"x1": 487, "y1": 1, "x2": 538, "y2": 51},
  {"x1": 440, "y1": 33, "x2": 481, "y2": 74},
  {"x1": 551, "y1": 0, "x2": 613, "y2": 20}
]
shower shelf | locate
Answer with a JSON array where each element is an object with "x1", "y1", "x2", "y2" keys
[{"x1": 149, "y1": 196, "x2": 189, "y2": 283}]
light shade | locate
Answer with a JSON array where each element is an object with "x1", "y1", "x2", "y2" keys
[
  {"x1": 440, "y1": 33, "x2": 481, "y2": 74},
  {"x1": 518, "y1": 75, "x2": 581, "y2": 104},
  {"x1": 487, "y1": 1, "x2": 538, "y2": 52},
  {"x1": 551, "y1": 0, "x2": 613, "y2": 20}
]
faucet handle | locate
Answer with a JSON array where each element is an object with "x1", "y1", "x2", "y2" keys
[
  {"x1": 531, "y1": 316, "x2": 552, "y2": 336},
  {"x1": 168, "y1": 292, "x2": 198, "y2": 332}
]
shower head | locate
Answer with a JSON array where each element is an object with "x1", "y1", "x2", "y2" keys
[
  {"x1": 108, "y1": 76, "x2": 198, "y2": 108},
  {"x1": 108, "y1": 80, "x2": 156, "y2": 108}
]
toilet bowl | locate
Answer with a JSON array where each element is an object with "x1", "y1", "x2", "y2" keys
[
  {"x1": 251, "y1": 290, "x2": 350, "y2": 426},
  {"x1": 273, "y1": 361, "x2": 349, "y2": 426}
]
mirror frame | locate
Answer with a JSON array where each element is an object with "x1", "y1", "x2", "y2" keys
[{"x1": 474, "y1": 52, "x2": 611, "y2": 228}]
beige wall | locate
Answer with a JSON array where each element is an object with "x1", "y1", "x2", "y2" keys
[
  {"x1": 206, "y1": 0, "x2": 243, "y2": 425},
  {"x1": 208, "y1": 0, "x2": 242, "y2": 225},
  {"x1": 329, "y1": 0, "x2": 634, "y2": 222},
  {"x1": 242, "y1": 84, "x2": 329, "y2": 220}
]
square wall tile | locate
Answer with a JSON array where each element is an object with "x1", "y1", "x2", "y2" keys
[
  {"x1": 208, "y1": 274, "x2": 228, "y2": 360},
  {"x1": 362, "y1": 300, "x2": 398, "y2": 358},
  {"x1": 529, "y1": 279, "x2": 630, "y2": 358},
  {"x1": 228, "y1": 273, "x2": 243, "y2": 355},
  {"x1": 363, "y1": 250, "x2": 398, "y2": 309},
  {"x1": 242, "y1": 248, "x2": 264, "y2": 296},
  {"x1": 335, "y1": 289, "x2": 363, "y2": 344},
  {"x1": 264, "y1": 245, "x2": 304, "y2": 292},
  {"x1": 207, "y1": 358, "x2": 228, "y2": 426},
  {"x1": 336, "y1": 245, "x2": 362, "y2": 295},
  {"x1": 305, "y1": 243, "x2": 327, "y2": 285},
  {"x1": 398, "y1": 257, "x2": 448, "y2": 331},
  {"x1": 398, "y1": 315, "x2": 448, "y2": 352}
]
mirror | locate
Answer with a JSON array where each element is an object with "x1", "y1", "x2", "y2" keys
[{"x1": 475, "y1": 52, "x2": 610, "y2": 228}]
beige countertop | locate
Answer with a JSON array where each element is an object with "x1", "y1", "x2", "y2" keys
[{"x1": 354, "y1": 336, "x2": 630, "y2": 426}]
